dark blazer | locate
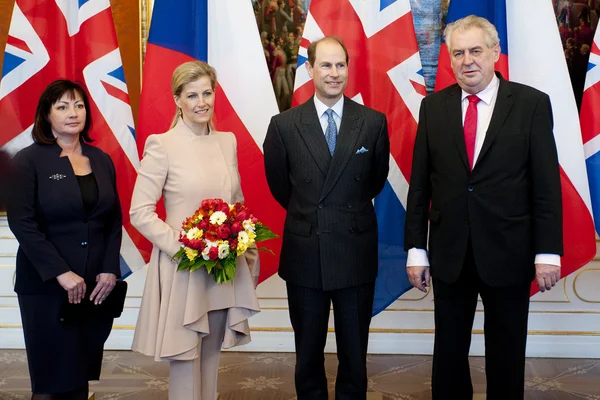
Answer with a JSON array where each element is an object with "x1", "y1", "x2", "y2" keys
[
  {"x1": 264, "y1": 97, "x2": 390, "y2": 290},
  {"x1": 8, "y1": 141, "x2": 122, "y2": 295},
  {"x1": 405, "y1": 73, "x2": 563, "y2": 286}
]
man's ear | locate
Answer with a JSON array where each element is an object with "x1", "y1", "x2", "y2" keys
[{"x1": 305, "y1": 60, "x2": 314, "y2": 79}]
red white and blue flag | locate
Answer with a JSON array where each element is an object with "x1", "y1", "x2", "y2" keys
[
  {"x1": 294, "y1": 0, "x2": 425, "y2": 315},
  {"x1": 0, "y1": 0, "x2": 145, "y2": 278},
  {"x1": 580, "y1": 25, "x2": 600, "y2": 236},
  {"x1": 136, "y1": 0, "x2": 282, "y2": 284},
  {"x1": 437, "y1": 0, "x2": 596, "y2": 294}
]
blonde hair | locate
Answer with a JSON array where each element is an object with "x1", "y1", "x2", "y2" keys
[
  {"x1": 444, "y1": 15, "x2": 500, "y2": 53},
  {"x1": 170, "y1": 60, "x2": 218, "y2": 129}
]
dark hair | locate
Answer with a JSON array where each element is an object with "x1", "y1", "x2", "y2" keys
[
  {"x1": 307, "y1": 36, "x2": 349, "y2": 67},
  {"x1": 32, "y1": 80, "x2": 93, "y2": 145}
]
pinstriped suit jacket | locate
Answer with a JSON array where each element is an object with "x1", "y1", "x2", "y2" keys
[{"x1": 264, "y1": 97, "x2": 390, "y2": 290}]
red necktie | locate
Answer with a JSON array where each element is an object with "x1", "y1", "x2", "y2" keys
[{"x1": 464, "y1": 95, "x2": 481, "y2": 170}]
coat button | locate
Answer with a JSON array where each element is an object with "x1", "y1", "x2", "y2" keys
[
  {"x1": 318, "y1": 204, "x2": 324, "y2": 209},
  {"x1": 349, "y1": 227, "x2": 355, "y2": 233},
  {"x1": 81, "y1": 241, "x2": 88, "y2": 248},
  {"x1": 467, "y1": 185, "x2": 474, "y2": 192},
  {"x1": 305, "y1": 178, "x2": 311, "y2": 183},
  {"x1": 347, "y1": 203, "x2": 353, "y2": 208},
  {"x1": 355, "y1": 174, "x2": 361, "y2": 181}
]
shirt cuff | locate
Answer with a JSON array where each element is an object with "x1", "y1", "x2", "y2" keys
[
  {"x1": 535, "y1": 253, "x2": 561, "y2": 267},
  {"x1": 407, "y1": 248, "x2": 430, "y2": 267}
]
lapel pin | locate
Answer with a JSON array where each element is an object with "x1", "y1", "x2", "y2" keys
[{"x1": 49, "y1": 174, "x2": 67, "y2": 180}]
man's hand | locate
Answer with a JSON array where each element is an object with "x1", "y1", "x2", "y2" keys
[
  {"x1": 56, "y1": 271, "x2": 86, "y2": 304},
  {"x1": 89, "y1": 273, "x2": 117, "y2": 305},
  {"x1": 535, "y1": 263, "x2": 561, "y2": 293},
  {"x1": 407, "y1": 266, "x2": 431, "y2": 293}
]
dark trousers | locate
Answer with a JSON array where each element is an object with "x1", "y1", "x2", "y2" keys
[
  {"x1": 431, "y1": 243, "x2": 531, "y2": 400},
  {"x1": 286, "y1": 281, "x2": 375, "y2": 400}
]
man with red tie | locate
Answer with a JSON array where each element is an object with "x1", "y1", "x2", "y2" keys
[{"x1": 404, "y1": 15, "x2": 563, "y2": 400}]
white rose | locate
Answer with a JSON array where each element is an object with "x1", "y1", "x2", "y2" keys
[
  {"x1": 209, "y1": 211, "x2": 227, "y2": 226},
  {"x1": 218, "y1": 243, "x2": 230, "y2": 259}
]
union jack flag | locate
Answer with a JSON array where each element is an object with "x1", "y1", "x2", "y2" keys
[
  {"x1": 0, "y1": 0, "x2": 147, "y2": 277},
  {"x1": 294, "y1": 0, "x2": 425, "y2": 315}
]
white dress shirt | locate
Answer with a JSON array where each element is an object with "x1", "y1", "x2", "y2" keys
[
  {"x1": 407, "y1": 75, "x2": 560, "y2": 268},
  {"x1": 314, "y1": 95, "x2": 343, "y2": 135}
]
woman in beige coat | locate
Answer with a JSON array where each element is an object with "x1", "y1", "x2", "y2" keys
[{"x1": 130, "y1": 61, "x2": 260, "y2": 399}]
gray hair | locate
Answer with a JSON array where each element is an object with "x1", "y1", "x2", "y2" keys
[{"x1": 444, "y1": 15, "x2": 500, "y2": 52}]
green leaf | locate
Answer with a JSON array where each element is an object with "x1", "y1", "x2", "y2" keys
[
  {"x1": 257, "y1": 246, "x2": 275, "y2": 255},
  {"x1": 254, "y1": 226, "x2": 279, "y2": 242},
  {"x1": 205, "y1": 260, "x2": 217, "y2": 274},
  {"x1": 177, "y1": 258, "x2": 191, "y2": 271},
  {"x1": 173, "y1": 247, "x2": 185, "y2": 258},
  {"x1": 190, "y1": 261, "x2": 204, "y2": 272}
]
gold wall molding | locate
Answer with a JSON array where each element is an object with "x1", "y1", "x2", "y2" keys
[{"x1": 573, "y1": 268, "x2": 600, "y2": 303}]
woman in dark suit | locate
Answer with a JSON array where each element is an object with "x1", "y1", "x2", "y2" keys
[{"x1": 7, "y1": 80, "x2": 122, "y2": 400}]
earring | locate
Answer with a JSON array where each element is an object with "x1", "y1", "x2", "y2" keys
[{"x1": 178, "y1": 108, "x2": 183, "y2": 117}]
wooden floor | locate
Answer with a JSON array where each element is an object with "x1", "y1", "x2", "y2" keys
[{"x1": 0, "y1": 350, "x2": 599, "y2": 399}]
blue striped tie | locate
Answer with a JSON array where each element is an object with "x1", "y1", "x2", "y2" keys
[{"x1": 324, "y1": 109, "x2": 337, "y2": 156}]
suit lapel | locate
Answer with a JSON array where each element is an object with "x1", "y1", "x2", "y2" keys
[
  {"x1": 447, "y1": 86, "x2": 470, "y2": 171},
  {"x1": 320, "y1": 98, "x2": 362, "y2": 202},
  {"x1": 295, "y1": 100, "x2": 332, "y2": 176},
  {"x1": 475, "y1": 75, "x2": 513, "y2": 169}
]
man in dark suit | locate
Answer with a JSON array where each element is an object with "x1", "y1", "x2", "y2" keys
[
  {"x1": 404, "y1": 15, "x2": 563, "y2": 399},
  {"x1": 263, "y1": 36, "x2": 390, "y2": 400}
]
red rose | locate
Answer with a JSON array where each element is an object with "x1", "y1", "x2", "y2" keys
[
  {"x1": 251, "y1": 216, "x2": 258, "y2": 223},
  {"x1": 214, "y1": 198, "x2": 224, "y2": 210},
  {"x1": 198, "y1": 218, "x2": 209, "y2": 230},
  {"x1": 208, "y1": 246, "x2": 219, "y2": 260},
  {"x1": 217, "y1": 225, "x2": 231, "y2": 239},
  {"x1": 189, "y1": 239, "x2": 204, "y2": 250},
  {"x1": 201, "y1": 199, "x2": 211, "y2": 211},
  {"x1": 230, "y1": 221, "x2": 242, "y2": 234},
  {"x1": 228, "y1": 238, "x2": 238, "y2": 250},
  {"x1": 220, "y1": 203, "x2": 230, "y2": 215},
  {"x1": 236, "y1": 210, "x2": 249, "y2": 222},
  {"x1": 204, "y1": 231, "x2": 219, "y2": 242}
]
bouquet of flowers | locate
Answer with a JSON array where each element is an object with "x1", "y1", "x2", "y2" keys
[{"x1": 173, "y1": 198, "x2": 278, "y2": 283}]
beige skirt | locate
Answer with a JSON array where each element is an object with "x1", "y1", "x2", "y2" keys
[{"x1": 132, "y1": 247, "x2": 261, "y2": 361}]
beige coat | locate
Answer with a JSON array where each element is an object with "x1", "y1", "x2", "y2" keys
[{"x1": 130, "y1": 122, "x2": 260, "y2": 361}]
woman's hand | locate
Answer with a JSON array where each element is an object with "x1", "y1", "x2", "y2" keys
[
  {"x1": 89, "y1": 273, "x2": 117, "y2": 305},
  {"x1": 56, "y1": 271, "x2": 86, "y2": 304}
]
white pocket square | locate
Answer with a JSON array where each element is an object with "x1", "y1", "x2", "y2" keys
[{"x1": 355, "y1": 146, "x2": 369, "y2": 154}]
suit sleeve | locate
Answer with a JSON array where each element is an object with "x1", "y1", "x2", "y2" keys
[
  {"x1": 263, "y1": 117, "x2": 291, "y2": 209},
  {"x1": 7, "y1": 150, "x2": 71, "y2": 281},
  {"x1": 529, "y1": 94, "x2": 563, "y2": 255},
  {"x1": 130, "y1": 135, "x2": 181, "y2": 258},
  {"x1": 370, "y1": 113, "x2": 390, "y2": 198},
  {"x1": 404, "y1": 100, "x2": 432, "y2": 251},
  {"x1": 102, "y1": 153, "x2": 123, "y2": 277}
]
